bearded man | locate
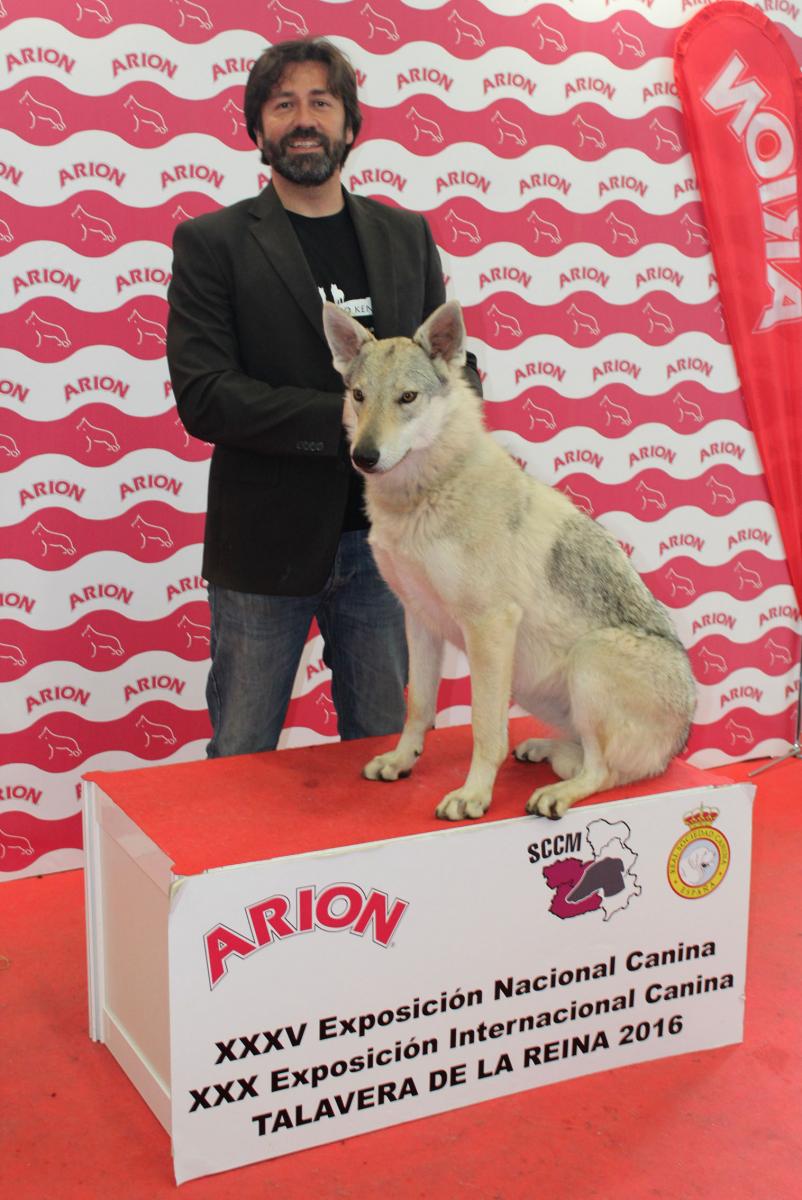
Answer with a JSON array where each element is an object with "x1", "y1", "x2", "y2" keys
[{"x1": 167, "y1": 37, "x2": 480, "y2": 756}]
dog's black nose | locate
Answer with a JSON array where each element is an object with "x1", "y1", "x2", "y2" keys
[{"x1": 352, "y1": 447, "x2": 380, "y2": 472}]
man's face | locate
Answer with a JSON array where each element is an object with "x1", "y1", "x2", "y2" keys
[{"x1": 257, "y1": 61, "x2": 353, "y2": 185}]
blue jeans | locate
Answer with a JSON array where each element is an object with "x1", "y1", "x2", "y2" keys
[{"x1": 205, "y1": 530, "x2": 408, "y2": 756}]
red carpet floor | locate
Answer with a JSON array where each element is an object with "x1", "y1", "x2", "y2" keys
[{"x1": 2, "y1": 752, "x2": 801, "y2": 1199}]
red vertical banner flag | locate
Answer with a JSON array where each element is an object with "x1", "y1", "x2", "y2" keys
[{"x1": 675, "y1": 1, "x2": 802, "y2": 608}]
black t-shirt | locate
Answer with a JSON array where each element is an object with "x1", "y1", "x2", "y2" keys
[{"x1": 287, "y1": 205, "x2": 371, "y2": 532}]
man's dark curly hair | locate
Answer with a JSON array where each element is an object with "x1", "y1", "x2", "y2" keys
[{"x1": 244, "y1": 37, "x2": 362, "y2": 163}]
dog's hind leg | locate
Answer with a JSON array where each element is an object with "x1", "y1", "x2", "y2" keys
[
  {"x1": 525, "y1": 629, "x2": 693, "y2": 819},
  {"x1": 436, "y1": 603, "x2": 521, "y2": 820},
  {"x1": 363, "y1": 612, "x2": 443, "y2": 782},
  {"x1": 514, "y1": 737, "x2": 582, "y2": 779},
  {"x1": 525, "y1": 736, "x2": 613, "y2": 820},
  {"x1": 526, "y1": 636, "x2": 624, "y2": 818}
]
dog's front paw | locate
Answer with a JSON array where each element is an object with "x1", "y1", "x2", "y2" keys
[
  {"x1": 525, "y1": 782, "x2": 574, "y2": 821},
  {"x1": 435, "y1": 788, "x2": 491, "y2": 821},
  {"x1": 363, "y1": 751, "x2": 415, "y2": 782}
]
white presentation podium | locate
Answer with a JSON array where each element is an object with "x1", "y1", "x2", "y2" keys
[{"x1": 83, "y1": 720, "x2": 754, "y2": 1185}]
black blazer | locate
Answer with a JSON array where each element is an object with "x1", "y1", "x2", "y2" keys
[{"x1": 166, "y1": 185, "x2": 458, "y2": 595}]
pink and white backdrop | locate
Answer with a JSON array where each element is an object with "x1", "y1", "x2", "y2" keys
[{"x1": 2, "y1": 0, "x2": 800, "y2": 880}]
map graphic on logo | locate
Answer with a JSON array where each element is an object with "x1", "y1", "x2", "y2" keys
[{"x1": 543, "y1": 819, "x2": 642, "y2": 922}]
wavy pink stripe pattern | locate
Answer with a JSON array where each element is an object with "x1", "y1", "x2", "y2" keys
[{"x1": 2, "y1": 0, "x2": 801, "y2": 878}]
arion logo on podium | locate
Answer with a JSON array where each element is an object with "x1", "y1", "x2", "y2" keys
[{"x1": 204, "y1": 884, "x2": 410, "y2": 987}]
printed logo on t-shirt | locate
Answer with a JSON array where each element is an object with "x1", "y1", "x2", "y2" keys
[{"x1": 318, "y1": 283, "x2": 372, "y2": 321}]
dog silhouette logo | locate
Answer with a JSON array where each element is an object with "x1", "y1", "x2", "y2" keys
[{"x1": 539, "y1": 819, "x2": 642, "y2": 921}]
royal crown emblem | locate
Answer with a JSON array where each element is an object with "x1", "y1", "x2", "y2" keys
[
  {"x1": 668, "y1": 803, "x2": 730, "y2": 899},
  {"x1": 683, "y1": 806, "x2": 719, "y2": 828}
]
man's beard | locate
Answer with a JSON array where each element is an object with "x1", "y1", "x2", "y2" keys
[{"x1": 261, "y1": 126, "x2": 348, "y2": 186}]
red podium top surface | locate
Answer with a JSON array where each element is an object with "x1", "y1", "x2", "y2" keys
[{"x1": 85, "y1": 718, "x2": 731, "y2": 877}]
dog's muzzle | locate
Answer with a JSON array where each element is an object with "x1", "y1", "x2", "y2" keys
[{"x1": 352, "y1": 446, "x2": 380, "y2": 473}]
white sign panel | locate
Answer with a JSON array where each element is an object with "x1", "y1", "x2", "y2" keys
[{"x1": 168, "y1": 783, "x2": 753, "y2": 1184}]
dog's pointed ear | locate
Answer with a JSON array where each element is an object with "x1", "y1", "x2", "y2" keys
[
  {"x1": 413, "y1": 300, "x2": 466, "y2": 368},
  {"x1": 322, "y1": 301, "x2": 373, "y2": 377}
]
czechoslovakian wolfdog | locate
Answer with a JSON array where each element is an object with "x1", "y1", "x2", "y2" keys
[{"x1": 323, "y1": 300, "x2": 696, "y2": 821}]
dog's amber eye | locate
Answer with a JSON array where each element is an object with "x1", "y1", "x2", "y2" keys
[
  {"x1": 399, "y1": 391, "x2": 417, "y2": 405},
  {"x1": 352, "y1": 388, "x2": 364, "y2": 403}
]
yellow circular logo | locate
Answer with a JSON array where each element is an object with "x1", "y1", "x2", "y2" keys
[{"x1": 667, "y1": 825, "x2": 730, "y2": 899}]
